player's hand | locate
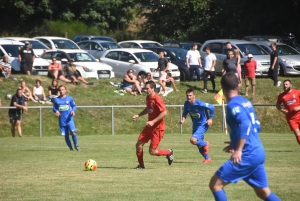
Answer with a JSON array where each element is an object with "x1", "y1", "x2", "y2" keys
[
  {"x1": 179, "y1": 119, "x2": 185, "y2": 124},
  {"x1": 132, "y1": 114, "x2": 139, "y2": 121},
  {"x1": 206, "y1": 118, "x2": 213, "y2": 126},
  {"x1": 293, "y1": 107, "x2": 300, "y2": 112},
  {"x1": 23, "y1": 106, "x2": 28, "y2": 112},
  {"x1": 231, "y1": 150, "x2": 242, "y2": 164},
  {"x1": 223, "y1": 144, "x2": 234, "y2": 153},
  {"x1": 55, "y1": 111, "x2": 61, "y2": 117},
  {"x1": 146, "y1": 120, "x2": 154, "y2": 127},
  {"x1": 71, "y1": 111, "x2": 75, "y2": 116}
]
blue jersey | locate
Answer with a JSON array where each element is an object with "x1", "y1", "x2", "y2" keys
[
  {"x1": 183, "y1": 99, "x2": 215, "y2": 131},
  {"x1": 53, "y1": 95, "x2": 76, "y2": 127},
  {"x1": 226, "y1": 96, "x2": 265, "y2": 158}
]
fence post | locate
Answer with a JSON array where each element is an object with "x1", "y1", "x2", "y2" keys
[
  {"x1": 39, "y1": 107, "x2": 42, "y2": 137},
  {"x1": 180, "y1": 106, "x2": 182, "y2": 134},
  {"x1": 111, "y1": 107, "x2": 114, "y2": 135}
]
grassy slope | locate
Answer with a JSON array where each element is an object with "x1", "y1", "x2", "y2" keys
[{"x1": 0, "y1": 75, "x2": 296, "y2": 137}]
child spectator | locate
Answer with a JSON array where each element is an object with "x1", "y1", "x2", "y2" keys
[
  {"x1": 244, "y1": 54, "x2": 257, "y2": 96},
  {"x1": 48, "y1": 79, "x2": 60, "y2": 101},
  {"x1": 19, "y1": 80, "x2": 36, "y2": 102}
]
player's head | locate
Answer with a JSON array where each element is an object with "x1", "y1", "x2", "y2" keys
[
  {"x1": 145, "y1": 81, "x2": 156, "y2": 96},
  {"x1": 58, "y1": 85, "x2": 67, "y2": 96},
  {"x1": 186, "y1": 88, "x2": 195, "y2": 104},
  {"x1": 158, "y1": 50, "x2": 164, "y2": 57},
  {"x1": 221, "y1": 73, "x2": 238, "y2": 94},
  {"x1": 16, "y1": 87, "x2": 23, "y2": 97},
  {"x1": 283, "y1": 79, "x2": 292, "y2": 92},
  {"x1": 205, "y1": 47, "x2": 211, "y2": 54},
  {"x1": 226, "y1": 41, "x2": 232, "y2": 49}
]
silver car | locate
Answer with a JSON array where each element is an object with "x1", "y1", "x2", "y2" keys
[
  {"x1": 254, "y1": 41, "x2": 300, "y2": 76},
  {"x1": 200, "y1": 39, "x2": 272, "y2": 77}
]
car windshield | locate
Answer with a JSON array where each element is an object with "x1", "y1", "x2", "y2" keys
[
  {"x1": 20, "y1": 40, "x2": 48, "y2": 49},
  {"x1": 236, "y1": 44, "x2": 268, "y2": 56},
  {"x1": 92, "y1": 37, "x2": 114, "y2": 42},
  {"x1": 133, "y1": 52, "x2": 159, "y2": 62},
  {"x1": 101, "y1": 43, "x2": 121, "y2": 50},
  {"x1": 141, "y1": 43, "x2": 162, "y2": 48},
  {"x1": 169, "y1": 49, "x2": 188, "y2": 60},
  {"x1": 1, "y1": 44, "x2": 23, "y2": 57},
  {"x1": 52, "y1": 39, "x2": 79, "y2": 49},
  {"x1": 67, "y1": 52, "x2": 97, "y2": 62},
  {"x1": 277, "y1": 45, "x2": 300, "y2": 55}
]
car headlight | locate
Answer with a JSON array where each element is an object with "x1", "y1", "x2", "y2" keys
[
  {"x1": 281, "y1": 58, "x2": 296, "y2": 65},
  {"x1": 83, "y1": 68, "x2": 95, "y2": 72}
]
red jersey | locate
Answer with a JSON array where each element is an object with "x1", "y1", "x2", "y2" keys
[
  {"x1": 277, "y1": 89, "x2": 300, "y2": 120},
  {"x1": 244, "y1": 60, "x2": 257, "y2": 78},
  {"x1": 146, "y1": 93, "x2": 166, "y2": 130}
]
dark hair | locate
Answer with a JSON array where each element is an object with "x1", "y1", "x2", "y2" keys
[
  {"x1": 52, "y1": 79, "x2": 58, "y2": 87},
  {"x1": 205, "y1": 47, "x2": 211, "y2": 51},
  {"x1": 16, "y1": 87, "x2": 23, "y2": 94},
  {"x1": 52, "y1": 57, "x2": 56, "y2": 60},
  {"x1": 167, "y1": 72, "x2": 172, "y2": 77},
  {"x1": 270, "y1": 42, "x2": 277, "y2": 47},
  {"x1": 127, "y1": 69, "x2": 133, "y2": 74},
  {"x1": 36, "y1": 79, "x2": 41, "y2": 84},
  {"x1": 283, "y1": 79, "x2": 292, "y2": 84},
  {"x1": 192, "y1": 43, "x2": 198, "y2": 47},
  {"x1": 59, "y1": 85, "x2": 66, "y2": 90},
  {"x1": 158, "y1": 50, "x2": 164, "y2": 54},
  {"x1": 145, "y1": 81, "x2": 156, "y2": 89},
  {"x1": 221, "y1": 73, "x2": 238, "y2": 91},
  {"x1": 186, "y1": 88, "x2": 194, "y2": 94},
  {"x1": 225, "y1": 42, "x2": 231, "y2": 45}
]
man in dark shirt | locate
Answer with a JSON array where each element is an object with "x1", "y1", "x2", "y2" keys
[
  {"x1": 225, "y1": 42, "x2": 235, "y2": 57},
  {"x1": 222, "y1": 51, "x2": 237, "y2": 75},
  {"x1": 18, "y1": 41, "x2": 35, "y2": 75},
  {"x1": 9, "y1": 88, "x2": 28, "y2": 137},
  {"x1": 155, "y1": 50, "x2": 169, "y2": 95},
  {"x1": 268, "y1": 43, "x2": 281, "y2": 87}
]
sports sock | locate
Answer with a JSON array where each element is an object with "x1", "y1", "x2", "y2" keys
[
  {"x1": 199, "y1": 147, "x2": 205, "y2": 158},
  {"x1": 296, "y1": 135, "x2": 300, "y2": 145},
  {"x1": 196, "y1": 140, "x2": 207, "y2": 147},
  {"x1": 136, "y1": 150, "x2": 144, "y2": 167},
  {"x1": 264, "y1": 192, "x2": 281, "y2": 201},
  {"x1": 65, "y1": 136, "x2": 73, "y2": 150},
  {"x1": 72, "y1": 133, "x2": 78, "y2": 147},
  {"x1": 157, "y1": 149, "x2": 170, "y2": 156},
  {"x1": 212, "y1": 189, "x2": 227, "y2": 201}
]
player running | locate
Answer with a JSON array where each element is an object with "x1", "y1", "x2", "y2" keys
[
  {"x1": 276, "y1": 79, "x2": 300, "y2": 145},
  {"x1": 53, "y1": 85, "x2": 80, "y2": 151},
  {"x1": 180, "y1": 88, "x2": 214, "y2": 163},
  {"x1": 132, "y1": 81, "x2": 173, "y2": 169},
  {"x1": 209, "y1": 72, "x2": 280, "y2": 201}
]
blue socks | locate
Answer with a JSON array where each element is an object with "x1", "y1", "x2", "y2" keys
[
  {"x1": 196, "y1": 140, "x2": 207, "y2": 147},
  {"x1": 213, "y1": 189, "x2": 227, "y2": 201},
  {"x1": 264, "y1": 192, "x2": 281, "y2": 201},
  {"x1": 65, "y1": 135, "x2": 73, "y2": 150},
  {"x1": 199, "y1": 147, "x2": 209, "y2": 159},
  {"x1": 72, "y1": 134, "x2": 78, "y2": 147}
]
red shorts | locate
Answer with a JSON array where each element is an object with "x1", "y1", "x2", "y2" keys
[
  {"x1": 138, "y1": 127, "x2": 164, "y2": 149},
  {"x1": 288, "y1": 118, "x2": 300, "y2": 131}
]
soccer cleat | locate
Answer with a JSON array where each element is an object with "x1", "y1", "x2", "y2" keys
[
  {"x1": 166, "y1": 149, "x2": 174, "y2": 165},
  {"x1": 202, "y1": 89, "x2": 207, "y2": 93},
  {"x1": 136, "y1": 165, "x2": 145, "y2": 169},
  {"x1": 75, "y1": 146, "x2": 81, "y2": 151},
  {"x1": 203, "y1": 158, "x2": 212, "y2": 163},
  {"x1": 203, "y1": 141, "x2": 210, "y2": 155}
]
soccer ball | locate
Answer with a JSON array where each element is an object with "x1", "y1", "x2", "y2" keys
[
  {"x1": 5, "y1": 94, "x2": 12, "y2": 100},
  {"x1": 84, "y1": 159, "x2": 97, "y2": 171}
]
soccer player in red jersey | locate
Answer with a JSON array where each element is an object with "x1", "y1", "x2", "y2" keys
[
  {"x1": 132, "y1": 81, "x2": 173, "y2": 169},
  {"x1": 276, "y1": 79, "x2": 300, "y2": 145}
]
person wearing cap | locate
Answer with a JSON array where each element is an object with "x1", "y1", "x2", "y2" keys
[
  {"x1": 48, "y1": 57, "x2": 72, "y2": 84},
  {"x1": 18, "y1": 41, "x2": 35, "y2": 75},
  {"x1": 244, "y1": 54, "x2": 257, "y2": 96},
  {"x1": 64, "y1": 59, "x2": 94, "y2": 85}
]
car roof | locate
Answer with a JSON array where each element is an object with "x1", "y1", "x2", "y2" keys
[
  {"x1": 162, "y1": 40, "x2": 201, "y2": 43},
  {"x1": 34, "y1": 36, "x2": 73, "y2": 40},
  {"x1": 44, "y1": 49, "x2": 88, "y2": 53},
  {"x1": 204, "y1": 39, "x2": 256, "y2": 44},
  {"x1": 254, "y1": 41, "x2": 286, "y2": 46},
  {"x1": 118, "y1": 40, "x2": 161, "y2": 43},
  {"x1": 1, "y1": 37, "x2": 40, "y2": 41},
  {"x1": 146, "y1": 47, "x2": 186, "y2": 50},
  {"x1": 78, "y1": 40, "x2": 116, "y2": 43},
  {"x1": 0, "y1": 39, "x2": 24, "y2": 45},
  {"x1": 105, "y1": 48, "x2": 153, "y2": 53}
]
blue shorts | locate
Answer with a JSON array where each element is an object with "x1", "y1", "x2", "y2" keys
[
  {"x1": 216, "y1": 157, "x2": 268, "y2": 188},
  {"x1": 192, "y1": 125, "x2": 208, "y2": 141},
  {"x1": 123, "y1": 85, "x2": 133, "y2": 90},
  {"x1": 60, "y1": 121, "x2": 76, "y2": 136}
]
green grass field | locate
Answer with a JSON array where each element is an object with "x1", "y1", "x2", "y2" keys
[{"x1": 0, "y1": 133, "x2": 299, "y2": 201}]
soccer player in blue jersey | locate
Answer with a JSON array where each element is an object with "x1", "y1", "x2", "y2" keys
[
  {"x1": 180, "y1": 88, "x2": 215, "y2": 163},
  {"x1": 53, "y1": 85, "x2": 80, "y2": 151},
  {"x1": 209, "y1": 73, "x2": 280, "y2": 201}
]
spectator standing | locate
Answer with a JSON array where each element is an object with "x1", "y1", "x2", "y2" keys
[
  {"x1": 222, "y1": 51, "x2": 237, "y2": 75},
  {"x1": 186, "y1": 43, "x2": 202, "y2": 81},
  {"x1": 53, "y1": 85, "x2": 80, "y2": 151},
  {"x1": 48, "y1": 57, "x2": 71, "y2": 83},
  {"x1": 132, "y1": 81, "x2": 173, "y2": 169},
  {"x1": 155, "y1": 50, "x2": 169, "y2": 95},
  {"x1": 209, "y1": 73, "x2": 280, "y2": 201},
  {"x1": 225, "y1": 42, "x2": 235, "y2": 55},
  {"x1": 276, "y1": 80, "x2": 300, "y2": 145},
  {"x1": 244, "y1": 54, "x2": 257, "y2": 96},
  {"x1": 268, "y1": 43, "x2": 281, "y2": 87},
  {"x1": 19, "y1": 80, "x2": 36, "y2": 102},
  {"x1": 233, "y1": 49, "x2": 242, "y2": 89},
  {"x1": 202, "y1": 47, "x2": 216, "y2": 93},
  {"x1": 0, "y1": 55, "x2": 18, "y2": 81},
  {"x1": 8, "y1": 88, "x2": 28, "y2": 137},
  {"x1": 122, "y1": 69, "x2": 142, "y2": 95},
  {"x1": 64, "y1": 59, "x2": 94, "y2": 85},
  {"x1": 32, "y1": 79, "x2": 49, "y2": 104},
  {"x1": 18, "y1": 41, "x2": 35, "y2": 75},
  {"x1": 48, "y1": 79, "x2": 60, "y2": 101}
]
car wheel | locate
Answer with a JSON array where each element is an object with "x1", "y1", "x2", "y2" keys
[
  {"x1": 279, "y1": 65, "x2": 285, "y2": 76},
  {"x1": 180, "y1": 68, "x2": 190, "y2": 81}
]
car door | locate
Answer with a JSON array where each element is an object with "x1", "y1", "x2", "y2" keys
[
  {"x1": 90, "y1": 42, "x2": 104, "y2": 59},
  {"x1": 103, "y1": 51, "x2": 122, "y2": 77}
]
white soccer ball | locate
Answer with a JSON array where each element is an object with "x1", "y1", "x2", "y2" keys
[{"x1": 5, "y1": 94, "x2": 12, "y2": 100}]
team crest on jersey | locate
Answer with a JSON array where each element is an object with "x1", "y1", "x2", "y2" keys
[
  {"x1": 293, "y1": 94, "x2": 295, "y2": 98},
  {"x1": 66, "y1": 101, "x2": 69, "y2": 104},
  {"x1": 231, "y1": 106, "x2": 240, "y2": 115}
]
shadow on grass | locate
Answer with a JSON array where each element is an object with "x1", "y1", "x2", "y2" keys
[
  {"x1": 267, "y1": 150, "x2": 293, "y2": 153},
  {"x1": 180, "y1": 82, "x2": 202, "y2": 91}
]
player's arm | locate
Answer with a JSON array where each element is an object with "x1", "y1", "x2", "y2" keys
[
  {"x1": 52, "y1": 100, "x2": 60, "y2": 117},
  {"x1": 204, "y1": 102, "x2": 215, "y2": 125},
  {"x1": 180, "y1": 102, "x2": 188, "y2": 124},
  {"x1": 132, "y1": 107, "x2": 147, "y2": 120},
  {"x1": 151, "y1": 110, "x2": 167, "y2": 125},
  {"x1": 13, "y1": 97, "x2": 27, "y2": 111},
  {"x1": 70, "y1": 98, "x2": 76, "y2": 115},
  {"x1": 198, "y1": 54, "x2": 202, "y2": 67},
  {"x1": 276, "y1": 97, "x2": 288, "y2": 114},
  {"x1": 231, "y1": 138, "x2": 246, "y2": 164}
]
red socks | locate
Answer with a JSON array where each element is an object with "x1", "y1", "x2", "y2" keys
[
  {"x1": 157, "y1": 149, "x2": 170, "y2": 156},
  {"x1": 296, "y1": 135, "x2": 300, "y2": 145},
  {"x1": 136, "y1": 150, "x2": 144, "y2": 167}
]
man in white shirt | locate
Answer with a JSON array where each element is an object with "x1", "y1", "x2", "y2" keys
[
  {"x1": 186, "y1": 43, "x2": 202, "y2": 81},
  {"x1": 202, "y1": 47, "x2": 217, "y2": 93}
]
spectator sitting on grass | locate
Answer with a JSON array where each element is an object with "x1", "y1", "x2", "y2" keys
[
  {"x1": 48, "y1": 79, "x2": 60, "y2": 101},
  {"x1": 159, "y1": 72, "x2": 179, "y2": 93},
  {"x1": 19, "y1": 80, "x2": 37, "y2": 102},
  {"x1": 0, "y1": 55, "x2": 18, "y2": 81},
  {"x1": 122, "y1": 69, "x2": 142, "y2": 95},
  {"x1": 64, "y1": 59, "x2": 94, "y2": 85},
  {"x1": 32, "y1": 79, "x2": 51, "y2": 104},
  {"x1": 48, "y1": 57, "x2": 72, "y2": 84}
]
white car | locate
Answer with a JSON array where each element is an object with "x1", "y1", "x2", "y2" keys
[
  {"x1": 0, "y1": 39, "x2": 50, "y2": 74},
  {"x1": 40, "y1": 49, "x2": 115, "y2": 79},
  {"x1": 118, "y1": 40, "x2": 163, "y2": 48},
  {"x1": 34, "y1": 36, "x2": 80, "y2": 50},
  {"x1": 0, "y1": 37, "x2": 49, "y2": 57},
  {"x1": 99, "y1": 48, "x2": 180, "y2": 80}
]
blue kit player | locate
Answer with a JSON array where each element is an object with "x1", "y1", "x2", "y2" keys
[
  {"x1": 180, "y1": 88, "x2": 215, "y2": 163},
  {"x1": 53, "y1": 85, "x2": 80, "y2": 151},
  {"x1": 209, "y1": 73, "x2": 280, "y2": 201}
]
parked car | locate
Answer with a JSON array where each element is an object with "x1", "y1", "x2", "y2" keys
[
  {"x1": 145, "y1": 47, "x2": 204, "y2": 81},
  {"x1": 77, "y1": 40, "x2": 122, "y2": 59},
  {"x1": 281, "y1": 33, "x2": 300, "y2": 52},
  {"x1": 0, "y1": 37, "x2": 49, "y2": 57},
  {"x1": 99, "y1": 48, "x2": 180, "y2": 80},
  {"x1": 73, "y1": 34, "x2": 115, "y2": 43},
  {"x1": 242, "y1": 35, "x2": 282, "y2": 42},
  {"x1": 0, "y1": 40, "x2": 50, "y2": 75},
  {"x1": 118, "y1": 40, "x2": 163, "y2": 48},
  {"x1": 200, "y1": 39, "x2": 273, "y2": 77},
  {"x1": 40, "y1": 49, "x2": 115, "y2": 79},
  {"x1": 161, "y1": 41, "x2": 202, "y2": 50},
  {"x1": 254, "y1": 41, "x2": 300, "y2": 76},
  {"x1": 34, "y1": 36, "x2": 80, "y2": 50}
]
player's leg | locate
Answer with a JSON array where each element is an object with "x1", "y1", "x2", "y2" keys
[
  {"x1": 68, "y1": 121, "x2": 80, "y2": 151},
  {"x1": 61, "y1": 126, "x2": 73, "y2": 150},
  {"x1": 209, "y1": 174, "x2": 229, "y2": 201},
  {"x1": 292, "y1": 128, "x2": 300, "y2": 145},
  {"x1": 288, "y1": 119, "x2": 300, "y2": 145},
  {"x1": 136, "y1": 128, "x2": 149, "y2": 168},
  {"x1": 191, "y1": 126, "x2": 210, "y2": 162},
  {"x1": 202, "y1": 71, "x2": 208, "y2": 93},
  {"x1": 15, "y1": 119, "x2": 23, "y2": 137},
  {"x1": 210, "y1": 71, "x2": 216, "y2": 91}
]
